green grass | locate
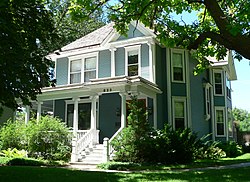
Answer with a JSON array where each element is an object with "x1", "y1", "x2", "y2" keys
[{"x1": 0, "y1": 165, "x2": 250, "y2": 182}]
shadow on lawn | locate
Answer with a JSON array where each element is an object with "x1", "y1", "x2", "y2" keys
[{"x1": 0, "y1": 166, "x2": 250, "y2": 182}]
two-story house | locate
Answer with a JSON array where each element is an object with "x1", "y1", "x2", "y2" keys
[{"x1": 2, "y1": 22, "x2": 237, "y2": 162}]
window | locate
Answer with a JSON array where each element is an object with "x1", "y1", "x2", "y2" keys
[
  {"x1": 69, "y1": 53, "x2": 98, "y2": 84},
  {"x1": 84, "y1": 57, "x2": 96, "y2": 82},
  {"x1": 214, "y1": 70, "x2": 224, "y2": 95},
  {"x1": 70, "y1": 59, "x2": 82, "y2": 84},
  {"x1": 215, "y1": 107, "x2": 225, "y2": 136},
  {"x1": 66, "y1": 103, "x2": 91, "y2": 130},
  {"x1": 125, "y1": 45, "x2": 141, "y2": 77},
  {"x1": 171, "y1": 51, "x2": 185, "y2": 82},
  {"x1": 228, "y1": 109, "x2": 233, "y2": 137},
  {"x1": 173, "y1": 98, "x2": 186, "y2": 130},
  {"x1": 226, "y1": 75, "x2": 231, "y2": 99},
  {"x1": 204, "y1": 83, "x2": 212, "y2": 120}
]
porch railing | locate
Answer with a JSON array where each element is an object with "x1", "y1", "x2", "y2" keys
[{"x1": 71, "y1": 129, "x2": 99, "y2": 162}]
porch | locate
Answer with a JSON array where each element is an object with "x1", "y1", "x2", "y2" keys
[{"x1": 23, "y1": 76, "x2": 161, "y2": 162}]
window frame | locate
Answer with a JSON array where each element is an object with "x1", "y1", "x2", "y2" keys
[
  {"x1": 213, "y1": 70, "x2": 224, "y2": 96},
  {"x1": 171, "y1": 49, "x2": 185, "y2": 83},
  {"x1": 65, "y1": 99, "x2": 92, "y2": 131},
  {"x1": 215, "y1": 107, "x2": 226, "y2": 137},
  {"x1": 125, "y1": 45, "x2": 141, "y2": 77},
  {"x1": 68, "y1": 52, "x2": 98, "y2": 84},
  {"x1": 204, "y1": 83, "x2": 212, "y2": 120},
  {"x1": 172, "y1": 97, "x2": 187, "y2": 130},
  {"x1": 226, "y1": 74, "x2": 232, "y2": 100},
  {"x1": 228, "y1": 108, "x2": 233, "y2": 138}
]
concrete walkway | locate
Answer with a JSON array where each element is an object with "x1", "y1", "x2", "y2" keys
[{"x1": 66, "y1": 162, "x2": 250, "y2": 173}]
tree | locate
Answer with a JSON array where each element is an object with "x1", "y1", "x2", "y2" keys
[
  {"x1": 0, "y1": 0, "x2": 58, "y2": 114},
  {"x1": 233, "y1": 108, "x2": 250, "y2": 132},
  {"x1": 0, "y1": 0, "x2": 104, "y2": 115},
  {"x1": 68, "y1": 0, "x2": 250, "y2": 73}
]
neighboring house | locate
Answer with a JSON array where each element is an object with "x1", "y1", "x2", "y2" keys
[{"x1": 2, "y1": 22, "x2": 237, "y2": 162}]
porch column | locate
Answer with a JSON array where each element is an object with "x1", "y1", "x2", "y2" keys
[
  {"x1": 91, "y1": 95, "x2": 98, "y2": 130},
  {"x1": 73, "y1": 97, "x2": 80, "y2": 134},
  {"x1": 119, "y1": 92, "x2": 127, "y2": 128},
  {"x1": 153, "y1": 95, "x2": 157, "y2": 129},
  {"x1": 37, "y1": 101, "x2": 43, "y2": 122},
  {"x1": 25, "y1": 105, "x2": 30, "y2": 124}
]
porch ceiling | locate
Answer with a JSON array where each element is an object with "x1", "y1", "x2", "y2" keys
[{"x1": 39, "y1": 76, "x2": 162, "y2": 101}]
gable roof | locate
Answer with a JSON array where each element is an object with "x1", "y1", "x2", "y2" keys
[{"x1": 60, "y1": 23, "x2": 115, "y2": 52}]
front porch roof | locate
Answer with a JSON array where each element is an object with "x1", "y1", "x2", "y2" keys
[{"x1": 39, "y1": 76, "x2": 162, "y2": 101}]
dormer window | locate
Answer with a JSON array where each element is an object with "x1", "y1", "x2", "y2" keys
[
  {"x1": 70, "y1": 59, "x2": 82, "y2": 84},
  {"x1": 125, "y1": 45, "x2": 141, "y2": 77}
]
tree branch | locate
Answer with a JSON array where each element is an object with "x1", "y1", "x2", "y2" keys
[{"x1": 188, "y1": 31, "x2": 233, "y2": 50}]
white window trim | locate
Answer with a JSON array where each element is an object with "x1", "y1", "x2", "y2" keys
[
  {"x1": 213, "y1": 69, "x2": 224, "y2": 96},
  {"x1": 215, "y1": 106, "x2": 226, "y2": 137},
  {"x1": 172, "y1": 97, "x2": 187, "y2": 130},
  {"x1": 226, "y1": 73, "x2": 232, "y2": 100},
  {"x1": 125, "y1": 45, "x2": 141, "y2": 77},
  {"x1": 171, "y1": 49, "x2": 185, "y2": 83},
  {"x1": 204, "y1": 83, "x2": 212, "y2": 121},
  {"x1": 65, "y1": 99, "x2": 92, "y2": 130},
  {"x1": 68, "y1": 52, "x2": 99, "y2": 84}
]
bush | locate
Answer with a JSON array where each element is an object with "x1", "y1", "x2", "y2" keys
[
  {"x1": 0, "y1": 116, "x2": 72, "y2": 161},
  {"x1": 27, "y1": 116, "x2": 72, "y2": 161},
  {"x1": 196, "y1": 140, "x2": 226, "y2": 159},
  {"x1": 98, "y1": 162, "x2": 140, "y2": 170},
  {"x1": 0, "y1": 120, "x2": 27, "y2": 150},
  {"x1": 111, "y1": 97, "x2": 155, "y2": 163},
  {"x1": 217, "y1": 141, "x2": 243, "y2": 158},
  {"x1": 0, "y1": 148, "x2": 27, "y2": 158}
]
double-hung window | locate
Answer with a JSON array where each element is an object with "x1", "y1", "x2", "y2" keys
[
  {"x1": 215, "y1": 107, "x2": 225, "y2": 136},
  {"x1": 171, "y1": 50, "x2": 185, "y2": 82},
  {"x1": 173, "y1": 97, "x2": 186, "y2": 130},
  {"x1": 214, "y1": 70, "x2": 224, "y2": 95},
  {"x1": 125, "y1": 45, "x2": 141, "y2": 77},
  {"x1": 226, "y1": 75, "x2": 231, "y2": 99},
  {"x1": 70, "y1": 59, "x2": 82, "y2": 84},
  {"x1": 69, "y1": 53, "x2": 97, "y2": 84},
  {"x1": 84, "y1": 57, "x2": 96, "y2": 82},
  {"x1": 204, "y1": 83, "x2": 212, "y2": 120}
]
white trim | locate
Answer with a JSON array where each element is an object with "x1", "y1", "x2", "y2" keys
[
  {"x1": 185, "y1": 50, "x2": 191, "y2": 129},
  {"x1": 166, "y1": 48, "x2": 172, "y2": 124},
  {"x1": 152, "y1": 43, "x2": 156, "y2": 83},
  {"x1": 215, "y1": 106, "x2": 226, "y2": 137},
  {"x1": 68, "y1": 52, "x2": 99, "y2": 85},
  {"x1": 213, "y1": 69, "x2": 224, "y2": 96},
  {"x1": 125, "y1": 45, "x2": 141, "y2": 77},
  {"x1": 110, "y1": 48, "x2": 117, "y2": 77},
  {"x1": 172, "y1": 97, "x2": 187, "y2": 130},
  {"x1": 147, "y1": 42, "x2": 153, "y2": 82},
  {"x1": 171, "y1": 49, "x2": 185, "y2": 83},
  {"x1": 109, "y1": 36, "x2": 154, "y2": 48},
  {"x1": 204, "y1": 83, "x2": 212, "y2": 121},
  {"x1": 209, "y1": 69, "x2": 215, "y2": 140}
]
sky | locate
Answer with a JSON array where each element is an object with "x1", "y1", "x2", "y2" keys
[{"x1": 231, "y1": 59, "x2": 250, "y2": 111}]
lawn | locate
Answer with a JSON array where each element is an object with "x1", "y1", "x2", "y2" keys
[{"x1": 0, "y1": 165, "x2": 250, "y2": 182}]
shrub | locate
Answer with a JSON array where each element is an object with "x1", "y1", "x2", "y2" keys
[
  {"x1": 111, "y1": 97, "x2": 155, "y2": 163},
  {"x1": 196, "y1": 140, "x2": 226, "y2": 159},
  {"x1": 0, "y1": 120, "x2": 27, "y2": 150},
  {"x1": 98, "y1": 162, "x2": 140, "y2": 170},
  {"x1": 0, "y1": 148, "x2": 27, "y2": 158},
  {"x1": 217, "y1": 141, "x2": 242, "y2": 158},
  {"x1": 27, "y1": 116, "x2": 72, "y2": 161}
]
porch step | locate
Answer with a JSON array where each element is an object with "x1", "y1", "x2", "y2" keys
[{"x1": 73, "y1": 144, "x2": 104, "y2": 165}]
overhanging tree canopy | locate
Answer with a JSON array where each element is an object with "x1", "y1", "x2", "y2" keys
[{"x1": 68, "y1": 0, "x2": 250, "y2": 72}]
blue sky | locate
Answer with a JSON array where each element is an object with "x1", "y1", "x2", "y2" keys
[{"x1": 231, "y1": 59, "x2": 250, "y2": 111}]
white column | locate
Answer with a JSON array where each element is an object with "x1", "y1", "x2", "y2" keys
[
  {"x1": 37, "y1": 101, "x2": 43, "y2": 122},
  {"x1": 25, "y1": 106, "x2": 30, "y2": 124},
  {"x1": 110, "y1": 48, "x2": 117, "y2": 77},
  {"x1": 153, "y1": 96, "x2": 157, "y2": 129},
  {"x1": 147, "y1": 42, "x2": 153, "y2": 82},
  {"x1": 73, "y1": 97, "x2": 80, "y2": 134},
  {"x1": 91, "y1": 95, "x2": 98, "y2": 130},
  {"x1": 119, "y1": 92, "x2": 127, "y2": 128}
]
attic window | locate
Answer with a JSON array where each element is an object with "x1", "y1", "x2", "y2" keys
[
  {"x1": 128, "y1": 50, "x2": 139, "y2": 76},
  {"x1": 84, "y1": 57, "x2": 96, "y2": 82}
]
